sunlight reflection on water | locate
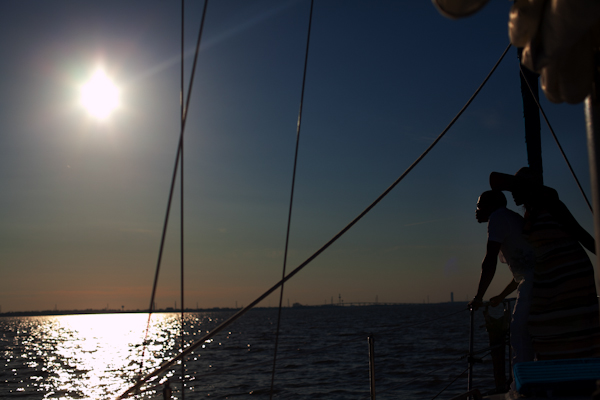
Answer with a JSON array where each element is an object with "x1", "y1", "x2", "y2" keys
[{"x1": 1, "y1": 313, "x2": 187, "y2": 399}]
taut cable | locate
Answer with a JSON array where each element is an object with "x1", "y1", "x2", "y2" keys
[
  {"x1": 269, "y1": 0, "x2": 315, "y2": 398},
  {"x1": 137, "y1": 0, "x2": 209, "y2": 384},
  {"x1": 180, "y1": 0, "x2": 186, "y2": 398}
]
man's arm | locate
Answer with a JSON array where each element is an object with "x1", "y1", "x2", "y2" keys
[
  {"x1": 468, "y1": 240, "x2": 501, "y2": 310},
  {"x1": 489, "y1": 279, "x2": 518, "y2": 307}
]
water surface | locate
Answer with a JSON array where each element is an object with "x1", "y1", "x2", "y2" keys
[{"x1": 1, "y1": 304, "x2": 500, "y2": 399}]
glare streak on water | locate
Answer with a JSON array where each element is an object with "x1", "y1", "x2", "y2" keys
[{"x1": 0, "y1": 304, "x2": 499, "y2": 399}]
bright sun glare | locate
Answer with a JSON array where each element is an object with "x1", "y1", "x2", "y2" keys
[{"x1": 81, "y1": 69, "x2": 119, "y2": 119}]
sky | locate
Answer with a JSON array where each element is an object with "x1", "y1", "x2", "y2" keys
[{"x1": 0, "y1": 0, "x2": 595, "y2": 312}]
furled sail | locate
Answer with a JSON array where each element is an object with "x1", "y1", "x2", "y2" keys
[
  {"x1": 434, "y1": 0, "x2": 600, "y2": 104},
  {"x1": 510, "y1": 0, "x2": 600, "y2": 104}
]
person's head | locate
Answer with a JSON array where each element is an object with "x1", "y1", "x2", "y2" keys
[
  {"x1": 476, "y1": 190, "x2": 506, "y2": 223},
  {"x1": 511, "y1": 167, "x2": 542, "y2": 206}
]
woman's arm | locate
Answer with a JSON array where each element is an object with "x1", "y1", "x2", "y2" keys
[{"x1": 552, "y1": 200, "x2": 595, "y2": 254}]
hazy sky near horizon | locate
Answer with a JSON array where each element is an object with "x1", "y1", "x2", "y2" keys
[{"x1": 0, "y1": 0, "x2": 595, "y2": 312}]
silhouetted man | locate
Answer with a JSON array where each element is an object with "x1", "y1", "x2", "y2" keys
[{"x1": 469, "y1": 190, "x2": 535, "y2": 368}]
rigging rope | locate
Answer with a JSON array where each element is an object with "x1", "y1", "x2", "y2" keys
[
  {"x1": 137, "y1": 0, "x2": 209, "y2": 382},
  {"x1": 118, "y1": 43, "x2": 511, "y2": 399},
  {"x1": 180, "y1": 0, "x2": 186, "y2": 398},
  {"x1": 269, "y1": 0, "x2": 315, "y2": 398},
  {"x1": 518, "y1": 64, "x2": 593, "y2": 213}
]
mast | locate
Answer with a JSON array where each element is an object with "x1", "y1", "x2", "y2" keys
[
  {"x1": 518, "y1": 48, "x2": 543, "y2": 181},
  {"x1": 585, "y1": 52, "x2": 600, "y2": 294}
]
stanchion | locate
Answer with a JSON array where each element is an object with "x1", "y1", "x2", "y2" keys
[
  {"x1": 368, "y1": 334, "x2": 376, "y2": 400},
  {"x1": 468, "y1": 307, "x2": 475, "y2": 394}
]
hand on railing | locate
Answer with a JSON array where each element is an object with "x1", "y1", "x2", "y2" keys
[
  {"x1": 488, "y1": 295, "x2": 503, "y2": 308},
  {"x1": 467, "y1": 297, "x2": 515, "y2": 311},
  {"x1": 467, "y1": 297, "x2": 483, "y2": 311}
]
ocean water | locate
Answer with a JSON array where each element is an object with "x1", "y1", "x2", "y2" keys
[{"x1": 0, "y1": 304, "x2": 503, "y2": 399}]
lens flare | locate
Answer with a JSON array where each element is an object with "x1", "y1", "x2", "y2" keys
[{"x1": 80, "y1": 69, "x2": 119, "y2": 119}]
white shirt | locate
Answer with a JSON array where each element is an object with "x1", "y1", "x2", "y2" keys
[{"x1": 488, "y1": 207, "x2": 535, "y2": 282}]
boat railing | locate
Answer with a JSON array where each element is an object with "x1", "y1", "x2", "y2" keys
[
  {"x1": 467, "y1": 297, "x2": 516, "y2": 399},
  {"x1": 122, "y1": 302, "x2": 513, "y2": 399},
  {"x1": 365, "y1": 301, "x2": 515, "y2": 400}
]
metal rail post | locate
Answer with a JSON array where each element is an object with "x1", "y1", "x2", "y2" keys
[
  {"x1": 468, "y1": 307, "x2": 475, "y2": 393},
  {"x1": 505, "y1": 299, "x2": 512, "y2": 384},
  {"x1": 368, "y1": 334, "x2": 376, "y2": 400}
]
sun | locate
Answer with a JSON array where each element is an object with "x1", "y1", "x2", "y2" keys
[{"x1": 80, "y1": 69, "x2": 120, "y2": 119}]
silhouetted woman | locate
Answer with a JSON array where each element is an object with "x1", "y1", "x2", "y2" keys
[{"x1": 491, "y1": 167, "x2": 600, "y2": 360}]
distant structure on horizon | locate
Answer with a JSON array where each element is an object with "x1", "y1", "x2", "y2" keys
[{"x1": 451, "y1": 292, "x2": 454, "y2": 303}]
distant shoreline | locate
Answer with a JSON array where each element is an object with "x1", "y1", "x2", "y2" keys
[{"x1": 0, "y1": 302, "x2": 466, "y2": 318}]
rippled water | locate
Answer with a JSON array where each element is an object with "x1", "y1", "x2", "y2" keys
[{"x1": 0, "y1": 304, "x2": 500, "y2": 399}]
